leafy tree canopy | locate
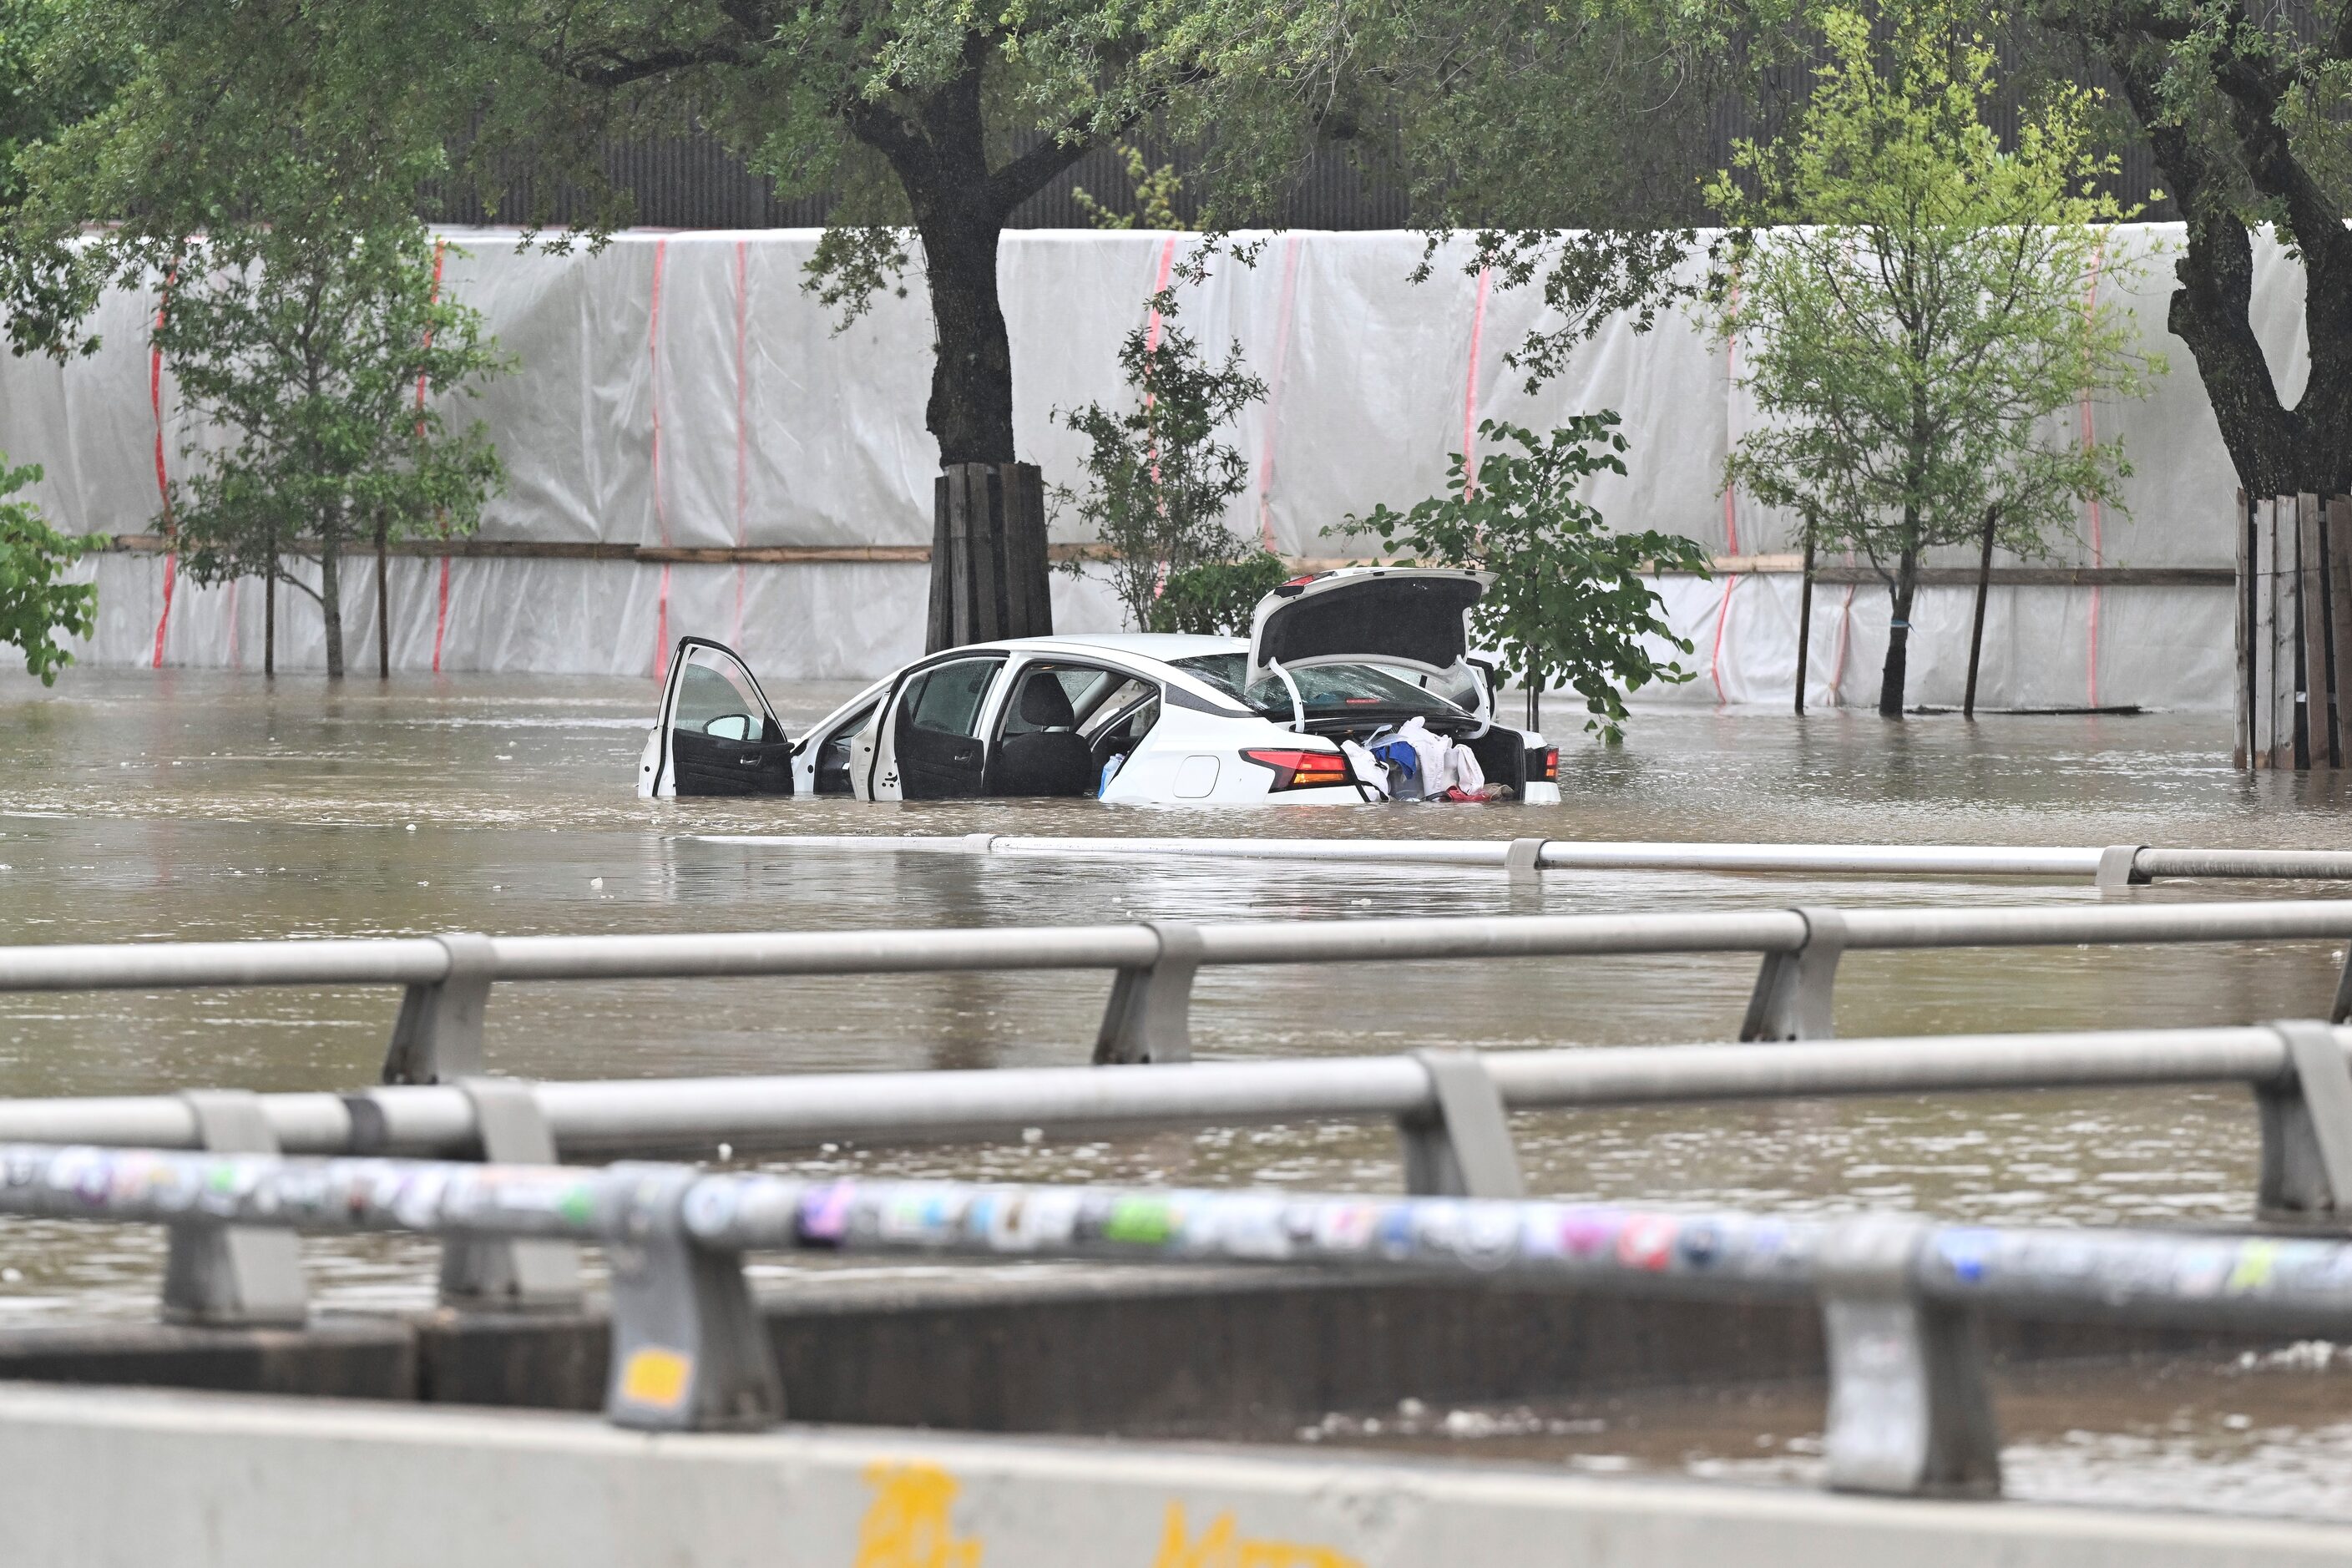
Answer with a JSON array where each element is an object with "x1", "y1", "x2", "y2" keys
[{"x1": 1708, "y1": 0, "x2": 2161, "y2": 715}]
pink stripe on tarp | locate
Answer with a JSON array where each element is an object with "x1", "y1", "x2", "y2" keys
[
  {"x1": 655, "y1": 564, "x2": 672, "y2": 679},
  {"x1": 733, "y1": 238, "x2": 750, "y2": 645},
  {"x1": 432, "y1": 558, "x2": 451, "y2": 673},
  {"x1": 1252, "y1": 236, "x2": 1303, "y2": 551},
  {"x1": 2080, "y1": 243, "x2": 2107, "y2": 708},
  {"x1": 1144, "y1": 236, "x2": 1177, "y2": 351},
  {"x1": 415, "y1": 237, "x2": 446, "y2": 430},
  {"x1": 1721, "y1": 275, "x2": 1741, "y2": 555},
  {"x1": 1708, "y1": 575, "x2": 1741, "y2": 702},
  {"x1": 1461, "y1": 267, "x2": 1490, "y2": 495},
  {"x1": 649, "y1": 238, "x2": 670, "y2": 676},
  {"x1": 1141, "y1": 237, "x2": 1179, "y2": 519},
  {"x1": 149, "y1": 275, "x2": 175, "y2": 669},
  {"x1": 413, "y1": 240, "x2": 449, "y2": 676}
]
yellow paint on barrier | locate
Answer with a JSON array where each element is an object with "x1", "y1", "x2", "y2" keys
[
  {"x1": 854, "y1": 1462, "x2": 984, "y2": 1568},
  {"x1": 1151, "y1": 1503, "x2": 1363, "y2": 1568}
]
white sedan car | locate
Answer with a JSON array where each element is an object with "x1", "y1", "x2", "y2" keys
[{"x1": 637, "y1": 567, "x2": 1561, "y2": 806}]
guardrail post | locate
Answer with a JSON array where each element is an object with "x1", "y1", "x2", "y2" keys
[
  {"x1": 2331, "y1": 956, "x2": 2352, "y2": 1027},
  {"x1": 1093, "y1": 922, "x2": 1202, "y2": 1065},
  {"x1": 1737, "y1": 908, "x2": 1847, "y2": 1041},
  {"x1": 1816, "y1": 1216, "x2": 2000, "y2": 1499},
  {"x1": 2255, "y1": 1019, "x2": 2352, "y2": 1222},
  {"x1": 1504, "y1": 838, "x2": 1546, "y2": 881},
  {"x1": 438, "y1": 1079, "x2": 585, "y2": 1310},
  {"x1": 2095, "y1": 844, "x2": 2151, "y2": 890},
  {"x1": 381, "y1": 933, "x2": 498, "y2": 1085},
  {"x1": 603, "y1": 1167, "x2": 781, "y2": 1432},
  {"x1": 1398, "y1": 1050, "x2": 1525, "y2": 1197},
  {"x1": 159, "y1": 1090, "x2": 308, "y2": 1328}
]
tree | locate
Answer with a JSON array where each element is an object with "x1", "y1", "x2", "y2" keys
[
  {"x1": 0, "y1": 0, "x2": 1345, "y2": 647},
  {"x1": 1707, "y1": 0, "x2": 2161, "y2": 716},
  {"x1": 2034, "y1": 0, "x2": 2352, "y2": 501},
  {"x1": 159, "y1": 223, "x2": 507, "y2": 679},
  {"x1": 0, "y1": 0, "x2": 120, "y2": 215},
  {"x1": 1341, "y1": 415, "x2": 1711, "y2": 740},
  {"x1": 0, "y1": 453, "x2": 99, "y2": 684},
  {"x1": 1051, "y1": 298, "x2": 1267, "y2": 631}
]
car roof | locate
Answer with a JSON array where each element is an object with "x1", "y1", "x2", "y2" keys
[{"x1": 999, "y1": 632, "x2": 1244, "y2": 657}]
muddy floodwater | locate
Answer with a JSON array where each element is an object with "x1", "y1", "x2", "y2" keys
[{"x1": 5, "y1": 667, "x2": 2352, "y2": 1517}]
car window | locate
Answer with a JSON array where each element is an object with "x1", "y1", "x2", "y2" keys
[
  {"x1": 675, "y1": 655, "x2": 770, "y2": 741},
  {"x1": 1171, "y1": 653, "x2": 1247, "y2": 699},
  {"x1": 1077, "y1": 678, "x2": 1156, "y2": 740},
  {"x1": 1002, "y1": 664, "x2": 1125, "y2": 736},
  {"x1": 902, "y1": 658, "x2": 1002, "y2": 738},
  {"x1": 1259, "y1": 663, "x2": 1466, "y2": 716}
]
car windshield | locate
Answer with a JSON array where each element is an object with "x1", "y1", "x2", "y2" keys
[{"x1": 1171, "y1": 654, "x2": 1465, "y2": 720}]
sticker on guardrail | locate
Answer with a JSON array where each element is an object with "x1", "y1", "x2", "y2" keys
[{"x1": 618, "y1": 1347, "x2": 691, "y2": 1410}]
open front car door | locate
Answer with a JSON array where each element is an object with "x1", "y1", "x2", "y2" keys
[{"x1": 640, "y1": 637, "x2": 793, "y2": 798}]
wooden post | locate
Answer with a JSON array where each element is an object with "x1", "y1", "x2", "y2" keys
[
  {"x1": 2328, "y1": 497, "x2": 2352, "y2": 770},
  {"x1": 928, "y1": 462, "x2": 1053, "y2": 654},
  {"x1": 2235, "y1": 489, "x2": 2252, "y2": 769},
  {"x1": 2304, "y1": 496, "x2": 2324, "y2": 771},
  {"x1": 1793, "y1": 527, "x2": 1814, "y2": 716},
  {"x1": 2268, "y1": 498, "x2": 2294, "y2": 767},
  {"x1": 377, "y1": 518, "x2": 392, "y2": 680},
  {"x1": 1962, "y1": 506, "x2": 1996, "y2": 721}
]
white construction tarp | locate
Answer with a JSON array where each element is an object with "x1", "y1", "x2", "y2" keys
[{"x1": 0, "y1": 225, "x2": 2294, "y2": 706}]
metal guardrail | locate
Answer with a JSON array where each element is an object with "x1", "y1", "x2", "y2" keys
[
  {"x1": 11, "y1": 1021, "x2": 2352, "y2": 1330},
  {"x1": 6, "y1": 898, "x2": 2352, "y2": 1080},
  {"x1": 8, "y1": 1141, "x2": 2351, "y2": 1500},
  {"x1": 707, "y1": 833, "x2": 2352, "y2": 888}
]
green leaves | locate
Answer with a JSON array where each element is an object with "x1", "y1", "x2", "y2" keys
[
  {"x1": 158, "y1": 221, "x2": 509, "y2": 669},
  {"x1": 1707, "y1": 0, "x2": 2160, "y2": 597},
  {"x1": 0, "y1": 455, "x2": 99, "y2": 685},
  {"x1": 1339, "y1": 414, "x2": 1707, "y2": 741},
  {"x1": 1051, "y1": 293, "x2": 1267, "y2": 630}
]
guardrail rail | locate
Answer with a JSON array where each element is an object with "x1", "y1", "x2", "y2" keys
[{"x1": 8, "y1": 1143, "x2": 2349, "y2": 1502}]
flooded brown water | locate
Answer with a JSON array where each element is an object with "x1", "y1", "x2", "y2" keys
[{"x1": 4, "y1": 667, "x2": 2352, "y2": 1517}]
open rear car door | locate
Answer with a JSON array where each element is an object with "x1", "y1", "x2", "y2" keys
[{"x1": 641, "y1": 637, "x2": 792, "y2": 797}]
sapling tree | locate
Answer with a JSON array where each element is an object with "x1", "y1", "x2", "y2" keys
[
  {"x1": 1340, "y1": 415, "x2": 1711, "y2": 740},
  {"x1": 0, "y1": 453, "x2": 99, "y2": 684},
  {"x1": 1708, "y1": 0, "x2": 2159, "y2": 716},
  {"x1": 1051, "y1": 298, "x2": 1267, "y2": 632},
  {"x1": 159, "y1": 223, "x2": 507, "y2": 678}
]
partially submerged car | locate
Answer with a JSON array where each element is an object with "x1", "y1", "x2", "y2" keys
[{"x1": 637, "y1": 567, "x2": 1562, "y2": 806}]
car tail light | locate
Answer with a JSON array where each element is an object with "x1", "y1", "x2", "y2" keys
[
  {"x1": 1534, "y1": 746, "x2": 1559, "y2": 782},
  {"x1": 1241, "y1": 746, "x2": 1353, "y2": 792}
]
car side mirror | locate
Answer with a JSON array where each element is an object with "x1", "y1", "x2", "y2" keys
[{"x1": 704, "y1": 714, "x2": 756, "y2": 741}]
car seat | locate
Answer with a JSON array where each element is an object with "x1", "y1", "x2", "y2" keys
[{"x1": 987, "y1": 674, "x2": 1098, "y2": 797}]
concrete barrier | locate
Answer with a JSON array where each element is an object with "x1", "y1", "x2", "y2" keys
[{"x1": 0, "y1": 1380, "x2": 2341, "y2": 1567}]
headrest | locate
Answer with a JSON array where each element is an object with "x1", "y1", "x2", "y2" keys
[{"x1": 1018, "y1": 674, "x2": 1077, "y2": 728}]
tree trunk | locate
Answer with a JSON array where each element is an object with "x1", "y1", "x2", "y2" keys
[
  {"x1": 1793, "y1": 529, "x2": 1814, "y2": 715},
  {"x1": 1879, "y1": 549, "x2": 1919, "y2": 718},
  {"x1": 850, "y1": 55, "x2": 1115, "y2": 648},
  {"x1": 377, "y1": 515, "x2": 391, "y2": 680},
  {"x1": 1963, "y1": 507, "x2": 1996, "y2": 719},
  {"x1": 263, "y1": 547, "x2": 276, "y2": 679},
  {"x1": 2098, "y1": 47, "x2": 2352, "y2": 501},
  {"x1": 915, "y1": 205, "x2": 1017, "y2": 469},
  {"x1": 320, "y1": 534, "x2": 345, "y2": 680}
]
